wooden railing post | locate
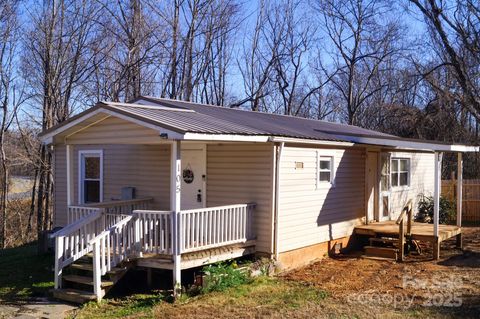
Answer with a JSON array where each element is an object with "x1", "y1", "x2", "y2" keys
[
  {"x1": 398, "y1": 219, "x2": 405, "y2": 262},
  {"x1": 92, "y1": 241, "x2": 102, "y2": 301},
  {"x1": 54, "y1": 236, "x2": 64, "y2": 289}
]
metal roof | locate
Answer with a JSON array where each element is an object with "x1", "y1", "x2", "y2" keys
[
  {"x1": 120, "y1": 97, "x2": 395, "y2": 142},
  {"x1": 40, "y1": 96, "x2": 479, "y2": 152}
]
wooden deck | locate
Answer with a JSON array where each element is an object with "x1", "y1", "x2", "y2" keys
[
  {"x1": 354, "y1": 221, "x2": 461, "y2": 242},
  {"x1": 136, "y1": 240, "x2": 256, "y2": 270}
]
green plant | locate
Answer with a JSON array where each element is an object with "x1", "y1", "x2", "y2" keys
[
  {"x1": 202, "y1": 262, "x2": 250, "y2": 293},
  {"x1": 417, "y1": 194, "x2": 456, "y2": 224}
]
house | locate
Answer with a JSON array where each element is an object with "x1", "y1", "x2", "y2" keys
[{"x1": 41, "y1": 96, "x2": 478, "y2": 302}]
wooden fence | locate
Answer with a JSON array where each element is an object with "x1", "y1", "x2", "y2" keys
[{"x1": 442, "y1": 179, "x2": 480, "y2": 224}]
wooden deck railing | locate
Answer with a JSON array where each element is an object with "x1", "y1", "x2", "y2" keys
[
  {"x1": 179, "y1": 203, "x2": 255, "y2": 253},
  {"x1": 54, "y1": 202, "x2": 256, "y2": 298},
  {"x1": 52, "y1": 209, "x2": 105, "y2": 289},
  {"x1": 91, "y1": 215, "x2": 135, "y2": 300},
  {"x1": 132, "y1": 210, "x2": 172, "y2": 255},
  {"x1": 68, "y1": 198, "x2": 153, "y2": 224},
  {"x1": 396, "y1": 199, "x2": 413, "y2": 262}
]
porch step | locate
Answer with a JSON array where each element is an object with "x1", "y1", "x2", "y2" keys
[
  {"x1": 364, "y1": 246, "x2": 398, "y2": 260},
  {"x1": 369, "y1": 237, "x2": 399, "y2": 246},
  {"x1": 63, "y1": 274, "x2": 114, "y2": 288},
  {"x1": 52, "y1": 288, "x2": 97, "y2": 304},
  {"x1": 70, "y1": 263, "x2": 127, "y2": 275}
]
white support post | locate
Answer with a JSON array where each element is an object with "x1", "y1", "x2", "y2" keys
[
  {"x1": 66, "y1": 145, "x2": 74, "y2": 224},
  {"x1": 54, "y1": 236, "x2": 63, "y2": 289},
  {"x1": 92, "y1": 241, "x2": 102, "y2": 301},
  {"x1": 171, "y1": 141, "x2": 182, "y2": 296},
  {"x1": 456, "y1": 152, "x2": 463, "y2": 249},
  {"x1": 457, "y1": 153, "x2": 463, "y2": 227},
  {"x1": 433, "y1": 152, "x2": 443, "y2": 259}
]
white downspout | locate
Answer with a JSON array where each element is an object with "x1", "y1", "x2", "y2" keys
[{"x1": 274, "y1": 142, "x2": 284, "y2": 260}]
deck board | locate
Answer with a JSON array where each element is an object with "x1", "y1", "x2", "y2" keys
[
  {"x1": 354, "y1": 221, "x2": 461, "y2": 242},
  {"x1": 136, "y1": 240, "x2": 256, "y2": 270}
]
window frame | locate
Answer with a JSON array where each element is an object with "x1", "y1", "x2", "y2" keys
[
  {"x1": 316, "y1": 152, "x2": 335, "y2": 188},
  {"x1": 390, "y1": 157, "x2": 410, "y2": 190},
  {"x1": 78, "y1": 150, "x2": 103, "y2": 204}
]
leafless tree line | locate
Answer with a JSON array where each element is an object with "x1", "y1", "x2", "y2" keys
[{"x1": 0, "y1": 0, "x2": 479, "y2": 247}]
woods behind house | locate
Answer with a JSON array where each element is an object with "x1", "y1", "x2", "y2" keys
[{"x1": 0, "y1": 0, "x2": 479, "y2": 248}]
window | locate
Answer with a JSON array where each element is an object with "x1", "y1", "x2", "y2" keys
[
  {"x1": 391, "y1": 158, "x2": 410, "y2": 187},
  {"x1": 318, "y1": 156, "x2": 334, "y2": 183},
  {"x1": 79, "y1": 151, "x2": 103, "y2": 204}
]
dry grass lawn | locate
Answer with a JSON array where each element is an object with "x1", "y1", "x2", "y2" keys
[{"x1": 72, "y1": 227, "x2": 480, "y2": 319}]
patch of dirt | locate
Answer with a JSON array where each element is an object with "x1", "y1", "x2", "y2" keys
[{"x1": 281, "y1": 227, "x2": 480, "y2": 317}]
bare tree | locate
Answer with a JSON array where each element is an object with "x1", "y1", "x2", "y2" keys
[
  {"x1": 22, "y1": 0, "x2": 99, "y2": 238},
  {"x1": 313, "y1": 0, "x2": 403, "y2": 125},
  {"x1": 408, "y1": 0, "x2": 480, "y2": 120},
  {"x1": 0, "y1": 0, "x2": 21, "y2": 248}
]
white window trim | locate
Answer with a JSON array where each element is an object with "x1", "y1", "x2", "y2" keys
[
  {"x1": 390, "y1": 156, "x2": 411, "y2": 191},
  {"x1": 316, "y1": 151, "x2": 336, "y2": 189},
  {"x1": 78, "y1": 150, "x2": 104, "y2": 204}
]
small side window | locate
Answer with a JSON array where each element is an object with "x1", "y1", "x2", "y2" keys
[
  {"x1": 391, "y1": 157, "x2": 410, "y2": 188},
  {"x1": 318, "y1": 156, "x2": 334, "y2": 183}
]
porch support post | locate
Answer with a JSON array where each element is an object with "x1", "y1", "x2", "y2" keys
[
  {"x1": 433, "y1": 152, "x2": 443, "y2": 260},
  {"x1": 456, "y1": 152, "x2": 463, "y2": 249},
  {"x1": 66, "y1": 144, "x2": 74, "y2": 220},
  {"x1": 171, "y1": 140, "x2": 182, "y2": 296}
]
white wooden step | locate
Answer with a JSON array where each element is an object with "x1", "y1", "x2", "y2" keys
[{"x1": 63, "y1": 274, "x2": 114, "y2": 288}]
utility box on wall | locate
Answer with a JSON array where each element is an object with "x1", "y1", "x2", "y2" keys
[{"x1": 121, "y1": 187, "x2": 136, "y2": 200}]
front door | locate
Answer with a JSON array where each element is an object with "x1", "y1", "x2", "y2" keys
[
  {"x1": 181, "y1": 145, "x2": 206, "y2": 210},
  {"x1": 366, "y1": 151, "x2": 379, "y2": 222}
]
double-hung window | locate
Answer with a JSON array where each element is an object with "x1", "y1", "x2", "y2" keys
[
  {"x1": 391, "y1": 158, "x2": 410, "y2": 188},
  {"x1": 79, "y1": 150, "x2": 103, "y2": 204},
  {"x1": 318, "y1": 156, "x2": 334, "y2": 184}
]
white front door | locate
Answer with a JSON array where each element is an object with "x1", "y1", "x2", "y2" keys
[
  {"x1": 366, "y1": 151, "x2": 379, "y2": 222},
  {"x1": 181, "y1": 145, "x2": 206, "y2": 210}
]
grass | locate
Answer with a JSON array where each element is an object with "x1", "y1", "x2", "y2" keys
[
  {"x1": 0, "y1": 242, "x2": 54, "y2": 302},
  {"x1": 72, "y1": 276, "x2": 329, "y2": 319}
]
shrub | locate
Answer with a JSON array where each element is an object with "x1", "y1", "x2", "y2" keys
[
  {"x1": 202, "y1": 262, "x2": 250, "y2": 293},
  {"x1": 417, "y1": 194, "x2": 456, "y2": 224}
]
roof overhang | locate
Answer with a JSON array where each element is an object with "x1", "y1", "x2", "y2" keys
[{"x1": 331, "y1": 134, "x2": 479, "y2": 152}]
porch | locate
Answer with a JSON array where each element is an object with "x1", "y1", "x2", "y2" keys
[{"x1": 53, "y1": 197, "x2": 256, "y2": 302}]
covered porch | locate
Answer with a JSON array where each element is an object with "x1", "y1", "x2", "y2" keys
[
  {"x1": 52, "y1": 137, "x2": 264, "y2": 301},
  {"x1": 359, "y1": 149, "x2": 466, "y2": 261}
]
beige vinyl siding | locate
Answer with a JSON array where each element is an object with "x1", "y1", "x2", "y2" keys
[
  {"x1": 66, "y1": 116, "x2": 163, "y2": 144},
  {"x1": 206, "y1": 143, "x2": 275, "y2": 254},
  {"x1": 278, "y1": 146, "x2": 365, "y2": 253},
  {"x1": 72, "y1": 144, "x2": 170, "y2": 208},
  {"x1": 54, "y1": 144, "x2": 68, "y2": 227},
  {"x1": 53, "y1": 143, "x2": 171, "y2": 226},
  {"x1": 388, "y1": 152, "x2": 435, "y2": 218}
]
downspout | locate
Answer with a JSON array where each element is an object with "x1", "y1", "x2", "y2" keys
[{"x1": 273, "y1": 142, "x2": 284, "y2": 261}]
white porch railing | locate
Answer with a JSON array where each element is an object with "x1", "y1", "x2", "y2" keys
[
  {"x1": 179, "y1": 203, "x2": 255, "y2": 253},
  {"x1": 133, "y1": 210, "x2": 172, "y2": 255},
  {"x1": 52, "y1": 209, "x2": 104, "y2": 289},
  {"x1": 53, "y1": 202, "x2": 256, "y2": 300},
  {"x1": 68, "y1": 198, "x2": 153, "y2": 224},
  {"x1": 91, "y1": 215, "x2": 135, "y2": 300}
]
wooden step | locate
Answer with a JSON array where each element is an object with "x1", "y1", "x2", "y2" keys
[
  {"x1": 369, "y1": 237, "x2": 399, "y2": 246},
  {"x1": 52, "y1": 288, "x2": 97, "y2": 304},
  {"x1": 70, "y1": 263, "x2": 128, "y2": 275},
  {"x1": 63, "y1": 274, "x2": 114, "y2": 288},
  {"x1": 364, "y1": 246, "x2": 398, "y2": 260}
]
